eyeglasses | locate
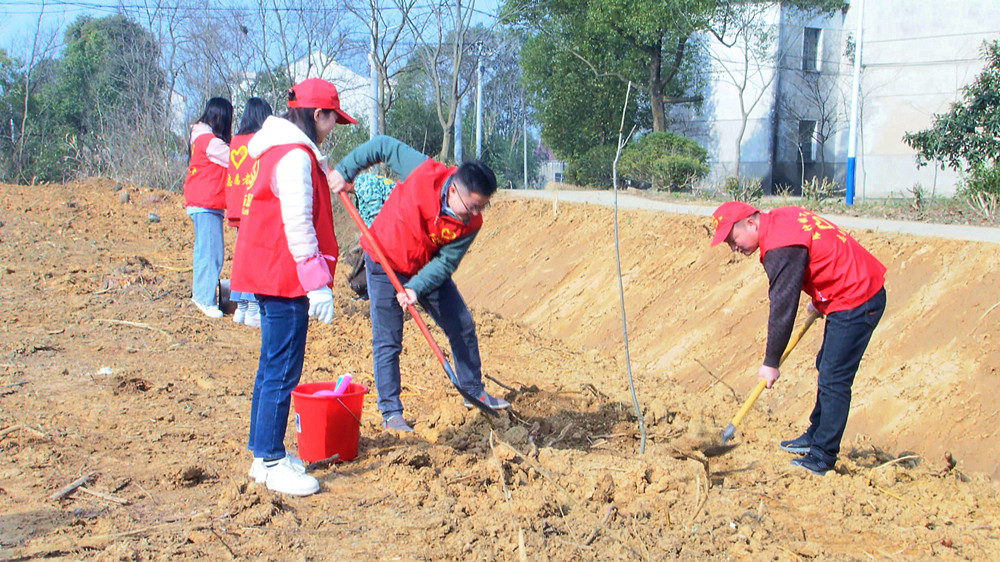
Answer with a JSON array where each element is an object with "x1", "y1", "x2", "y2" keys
[{"x1": 452, "y1": 183, "x2": 489, "y2": 215}]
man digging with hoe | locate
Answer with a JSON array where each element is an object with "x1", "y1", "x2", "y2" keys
[{"x1": 711, "y1": 201, "x2": 887, "y2": 475}]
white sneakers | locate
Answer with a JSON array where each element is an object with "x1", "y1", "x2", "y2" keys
[
  {"x1": 244, "y1": 302, "x2": 261, "y2": 327},
  {"x1": 191, "y1": 299, "x2": 223, "y2": 319},
  {"x1": 248, "y1": 454, "x2": 317, "y2": 496},
  {"x1": 233, "y1": 303, "x2": 247, "y2": 324},
  {"x1": 233, "y1": 301, "x2": 260, "y2": 327}
]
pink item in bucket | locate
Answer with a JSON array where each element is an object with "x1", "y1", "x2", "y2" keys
[{"x1": 332, "y1": 374, "x2": 352, "y2": 395}]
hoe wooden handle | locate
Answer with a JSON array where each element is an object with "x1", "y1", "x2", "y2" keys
[{"x1": 728, "y1": 310, "x2": 820, "y2": 431}]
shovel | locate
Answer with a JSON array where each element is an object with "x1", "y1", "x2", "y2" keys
[
  {"x1": 337, "y1": 192, "x2": 497, "y2": 416},
  {"x1": 719, "y1": 309, "x2": 820, "y2": 446}
]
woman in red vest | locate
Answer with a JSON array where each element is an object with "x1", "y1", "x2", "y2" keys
[
  {"x1": 711, "y1": 201, "x2": 886, "y2": 476},
  {"x1": 226, "y1": 97, "x2": 272, "y2": 328},
  {"x1": 230, "y1": 78, "x2": 355, "y2": 497},
  {"x1": 183, "y1": 97, "x2": 232, "y2": 318},
  {"x1": 328, "y1": 136, "x2": 510, "y2": 433}
]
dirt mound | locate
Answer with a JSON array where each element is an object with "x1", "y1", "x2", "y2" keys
[
  {"x1": 1, "y1": 181, "x2": 998, "y2": 559},
  {"x1": 458, "y1": 197, "x2": 1000, "y2": 479}
]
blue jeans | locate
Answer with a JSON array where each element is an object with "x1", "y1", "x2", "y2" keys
[
  {"x1": 365, "y1": 255, "x2": 484, "y2": 420},
  {"x1": 230, "y1": 290, "x2": 257, "y2": 303},
  {"x1": 805, "y1": 287, "x2": 886, "y2": 464},
  {"x1": 188, "y1": 209, "x2": 224, "y2": 306},
  {"x1": 247, "y1": 295, "x2": 309, "y2": 459},
  {"x1": 228, "y1": 227, "x2": 255, "y2": 303}
]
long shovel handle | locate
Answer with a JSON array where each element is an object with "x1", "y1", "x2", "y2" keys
[
  {"x1": 722, "y1": 310, "x2": 820, "y2": 443},
  {"x1": 337, "y1": 192, "x2": 496, "y2": 416}
]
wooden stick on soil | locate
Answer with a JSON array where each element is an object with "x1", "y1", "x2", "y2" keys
[
  {"x1": 209, "y1": 526, "x2": 237, "y2": 560},
  {"x1": 870, "y1": 454, "x2": 920, "y2": 474},
  {"x1": 545, "y1": 423, "x2": 574, "y2": 448},
  {"x1": 50, "y1": 471, "x2": 96, "y2": 500},
  {"x1": 491, "y1": 435, "x2": 645, "y2": 557},
  {"x1": 94, "y1": 318, "x2": 169, "y2": 336},
  {"x1": 12, "y1": 521, "x2": 209, "y2": 559},
  {"x1": 0, "y1": 424, "x2": 23, "y2": 439},
  {"x1": 977, "y1": 300, "x2": 1000, "y2": 324},
  {"x1": 687, "y1": 470, "x2": 708, "y2": 525},
  {"x1": 583, "y1": 504, "x2": 617, "y2": 546},
  {"x1": 693, "y1": 358, "x2": 739, "y2": 401},
  {"x1": 78, "y1": 486, "x2": 129, "y2": 505},
  {"x1": 488, "y1": 430, "x2": 527, "y2": 561}
]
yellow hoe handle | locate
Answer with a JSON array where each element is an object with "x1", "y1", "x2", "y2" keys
[{"x1": 727, "y1": 310, "x2": 821, "y2": 431}]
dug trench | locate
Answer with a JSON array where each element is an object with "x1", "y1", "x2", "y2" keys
[{"x1": 0, "y1": 180, "x2": 998, "y2": 559}]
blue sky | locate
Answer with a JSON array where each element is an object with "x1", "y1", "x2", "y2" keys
[{"x1": 0, "y1": 0, "x2": 504, "y2": 59}]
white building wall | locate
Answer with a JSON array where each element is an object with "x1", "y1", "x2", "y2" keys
[
  {"x1": 847, "y1": 1, "x2": 996, "y2": 198},
  {"x1": 670, "y1": 5, "x2": 783, "y2": 184},
  {"x1": 674, "y1": 1, "x2": 999, "y2": 199}
]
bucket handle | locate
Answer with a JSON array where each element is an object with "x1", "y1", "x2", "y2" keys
[{"x1": 336, "y1": 397, "x2": 362, "y2": 427}]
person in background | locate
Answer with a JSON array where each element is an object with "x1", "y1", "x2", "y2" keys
[
  {"x1": 183, "y1": 97, "x2": 232, "y2": 318},
  {"x1": 230, "y1": 78, "x2": 355, "y2": 496},
  {"x1": 328, "y1": 136, "x2": 510, "y2": 434},
  {"x1": 710, "y1": 201, "x2": 886, "y2": 476},
  {"x1": 226, "y1": 97, "x2": 273, "y2": 327}
]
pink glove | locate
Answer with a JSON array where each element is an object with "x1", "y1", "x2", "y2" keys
[{"x1": 295, "y1": 253, "x2": 335, "y2": 292}]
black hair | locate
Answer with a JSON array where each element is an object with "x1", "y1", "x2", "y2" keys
[
  {"x1": 197, "y1": 97, "x2": 233, "y2": 144},
  {"x1": 454, "y1": 160, "x2": 497, "y2": 197},
  {"x1": 236, "y1": 97, "x2": 273, "y2": 136}
]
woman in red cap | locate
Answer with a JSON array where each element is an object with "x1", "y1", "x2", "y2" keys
[{"x1": 230, "y1": 78, "x2": 356, "y2": 496}]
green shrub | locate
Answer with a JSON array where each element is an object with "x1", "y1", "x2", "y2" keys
[
  {"x1": 960, "y1": 163, "x2": 1000, "y2": 221},
  {"x1": 650, "y1": 155, "x2": 709, "y2": 191},
  {"x1": 724, "y1": 176, "x2": 763, "y2": 203},
  {"x1": 801, "y1": 176, "x2": 841, "y2": 202},
  {"x1": 565, "y1": 144, "x2": 616, "y2": 188},
  {"x1": 619, "y1": 131, "x2": 709, "y2": 190}
]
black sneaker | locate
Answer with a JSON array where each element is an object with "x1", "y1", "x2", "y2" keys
[
  {"x1": 779, "y1": 433, "x2": 812, "y2": 454},
  {"x1": 790, "y1": 454, "x2": 834, "y2": 476}
]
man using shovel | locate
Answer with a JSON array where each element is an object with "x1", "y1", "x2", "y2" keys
[
  {"x1": 327, "y1": 136, "x2": 510, "y2": 433},
  {"x1": 711, "y1": 201, "x2": 886, "y2": 475}
]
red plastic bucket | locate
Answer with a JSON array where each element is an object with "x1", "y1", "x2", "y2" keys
[{"x1": 291, "y1": 382, "x2": 368, "y2": 463}]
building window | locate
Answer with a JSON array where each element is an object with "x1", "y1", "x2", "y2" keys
[
  {"x1": 554, "y1": 172, "x2": 563, "y2": 183},
  {"x1": 798, "y1": 120, "x2": 816, "y2": 162},
  {"x1": 802, "y1": 27, "x2": 821, "y2": 72}
]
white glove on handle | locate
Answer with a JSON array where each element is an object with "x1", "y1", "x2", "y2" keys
[{"x1": 307, "y1": 287, "x2": 334, "y2": 324}]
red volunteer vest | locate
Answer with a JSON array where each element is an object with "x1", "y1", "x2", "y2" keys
[
  {"x1": 225, "y1": 133, "x2": 257, "y2": 227},
  {"x1": 758, "y1": 207, "x2": 885, "y2": 315},
  {"x1": 362, "y1": 159, "x2": 482, "y2": 276},
  {"x1": 230, "y1": 144, "x2": 338, "y2": 298},
  {"x1": 183, "y1": 132, "x2": 228, "y2": 208}
]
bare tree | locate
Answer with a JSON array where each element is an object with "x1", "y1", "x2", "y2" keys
[
  {"x1": 780, "y1": 70, "x2": 849, "y2": 186},
  {"x1": 708, "y1": 2, "x2": 781, "y2": 177},
  {"x1": 345, "y1": 0, "x2": 423, "y2": 135},
  {"x1": 12, "y1": 0, "x2": 61, "y2": 181},
  {"x1": 406, "y1": 0, "x2": 478, "y2": 160}
]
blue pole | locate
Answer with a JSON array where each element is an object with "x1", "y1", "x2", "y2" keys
[
  {"x1": 845, "y1": 0, "x2": 864, "y2": 205},
  {"x1": 845, "y1": 157, "x2": 856, "y2": 205}
]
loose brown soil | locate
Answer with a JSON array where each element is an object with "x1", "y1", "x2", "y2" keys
[{"x1": 1, "y1": 179, "x2": 998, "y2": 560}]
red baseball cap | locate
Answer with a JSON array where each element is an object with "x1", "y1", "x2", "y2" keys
[
  {"x1": 710, "y1": 201, "x2": 759, "y2": 246},
  {"x1": 287, "y1": 78, "x2": 357, "y2": 125}
]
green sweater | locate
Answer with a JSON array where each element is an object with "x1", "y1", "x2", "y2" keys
[{"x1": 334, "y1": 135, "x2": 477, "y2": 296}]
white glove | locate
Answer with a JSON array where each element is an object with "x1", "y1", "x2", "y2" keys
[{"x1": 307, "y1": 287, "x2": 334, "y2": 324}]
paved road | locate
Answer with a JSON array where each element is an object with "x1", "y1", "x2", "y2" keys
[{"x1": 503, "y1": 189, "x2": 1000, "y2": 245}]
